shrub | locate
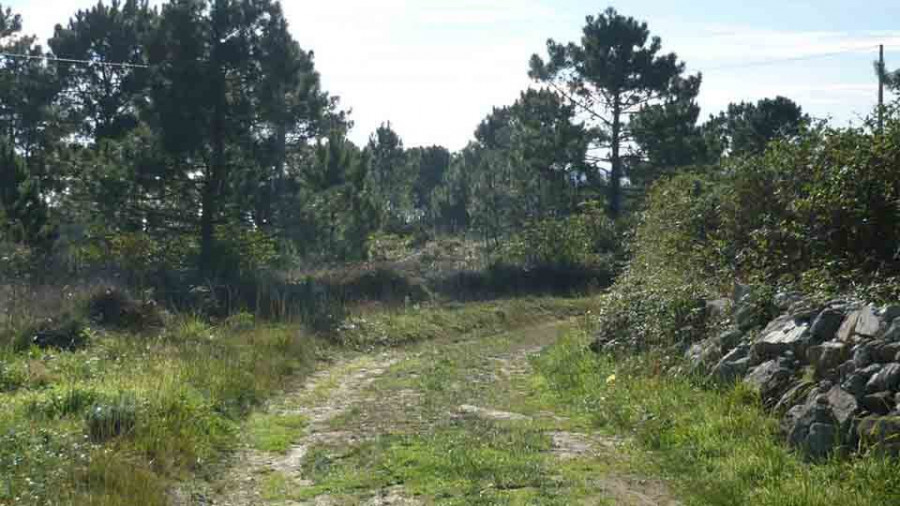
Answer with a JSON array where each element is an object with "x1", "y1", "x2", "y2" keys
[{"x1": 88, "y1": 286, "x2": 163, "y2": 331}]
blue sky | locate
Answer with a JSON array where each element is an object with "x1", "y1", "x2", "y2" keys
[{"x1": 9, "y1": 0, "x2": 900, "y2": 149}]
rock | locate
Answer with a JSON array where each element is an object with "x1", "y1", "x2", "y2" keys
[
  {"x1": 744, "y1": 360, "x2": 794, "y2": 405},
  {"x1": 686, "y1": 340, "x2": 721, "y2": 373},
  {"x1": 853, "y1": 343, "x2": 876, "y2": 368},
  {"x1": 880, "y1": 305, "x2": 900, "y2": 323},
  {"x1": 876, "y1": 343, "x2": 900, "y2": 363},
  {"x1": 751, "y1": 317, "x2": 811, "y2": 364},
  {"x1": 709, "y1": 344, "x2": 751, "y2": 382},
  {"x1": 884, "y1": 319, "x2": 900, "y2": 342},
  {"x1": 807, "y1": 342, "x2": 849, "y2": 377},
  {"x1": 842, "y1": 373, "x2": 869, "y2": 400},
  {"x1": 838, "y1": 359, "x2": 856, "y2": 379},
  {"x1": 862, "y1": 392, "x2": 896, "y2": 415},
  {"x1": 711, "y1": 356, "x2": 750, "y2": 383},
  {"x1": 836, "y1": 310, "x2": 861, "y2": 342},
  {"x1": 774, "y1": 380, "x2": 816, "y2": 415},
  {"x1": 856, "y1": 416, "x2": 900, "y2": 455},
  {"x1": 810, "y1": 309, "x2": 846, "y2": 343},
  {"x1": 787, "y1": 397, "x2": 838, "y2": 456},
  {"x1": 789, "y1": 300, "x2": 821, "y2": 322},
  {"x1": 865, "y1": 363, "x2": 900, "y2": 394},
  {"x1": 717, "y1": 329, "x2": 744, "y2": 353},
  {"x1": 805, "y1": 423, "x2": 838, "y2": 460},
  {"x1": 826, "y1": 386, "x2": 860, "y2": 431},
  {"x1": 785, "y1": 386, "x2": 859, "y2": 459},
  {"x1": 857, "y1": 363, "x2": 884, "y2": 380},
  {"x1": 855, "y1": 305, "x2": 884, "y2": 338}
]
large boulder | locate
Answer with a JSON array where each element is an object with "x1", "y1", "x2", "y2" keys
[
  {"x1": 810, "y1": 308, "x2": 846, "y2": 343},
  {"x1": 807, "y1": 342, "x2": 849, "y2": 378},
  {"x1": 710, "y1": 344, "x2": 751, "y2": 382},
  {"x1": 865, "y1": 363, "x2": 900, "y2": 394},
  {"x1": 876, "y1": 343, "x2": 900, "y2": 363},
  {"x1": 751, "y1": 316, "x2": 811, "y2": 364},
  {"x1": 744, "y1": 360, "x2": 794, "y2": 406},
  {"x1": 861, "y1": 392, "x2": 896, "y2": 415},
  {"x1": 836, "y1": 310, "x2": 861, "y2": 342},
  {"x1": 785, "y1": 386, "x2": 859, "y2": 459},
  {"x1": 854, "y1": 305, "x2": 885, "y2": 339},
  {"x1": 883, "y1": 319, "x2": 900, "y2": 343}
]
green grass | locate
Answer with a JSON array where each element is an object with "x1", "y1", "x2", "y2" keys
[
  {"x1": 247, "y1": 412, "x2": 308, "y2": 453},
  {"x1": 337, "y1": 296, "x2": 595, "y2": 348},
  {"x1": 0, "y1": 317, "x2": 321, "y2": 504},
  {"x1": 293, "y1": 419, "x2": 575, "y2": 505},
  {"x1": 0, "y1": 294, "x2": 590, "y2": 505},
  {"x1": 530, "y1": 330, "x2": 900, "y2": 506}
]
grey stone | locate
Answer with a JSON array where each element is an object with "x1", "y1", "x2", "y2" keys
[
  {"x1": 883, "y1": 319, "x2": 900, "y2": 342},
  {"x1": 774, "y1": 380, "x2": 816, "y2": 415},
  {"x1": 842, "y1": 373, "x2": 869, "y2": 400},
  {"x1": 838, "y1": 359, "x2": 856, "y2": 379},
  {"x1": 881, "y1": 305, "x2": 900, "y2": 323},
  {"x1": 810, "y1": 309, "x2": 846, "y2": 343},
  {"x1": 836, "y1": 310, "x2": 861, "y2": 342},
  {"x1": 855, "y1": 305, "x2": 884, "y2": 338},
  {"x1": 853, "y1": 343, "x2": 876, "y2": 368},
  {"x1": 862, "y1": 392, "x2": 896, "y2": 415},
  {"x1": 751, "y1": 317, "x2": 811, "y2": 364},
  {"x1": 807, "y1": 342, "x2": 849, "y2": 377},
  {"x1": 717, "y1": 329, "x2": 744, "y2": 353},
  {"x1": 866, "y1": 363, "x2": 900, "y2": 394},
  {"x1": 876, "y1": 343, "x2": 900, "y2": 363},
  {"x1": 857, "y1": 363, "x2": 884, "y2": 380},
  {"x1": 735, "y1": 304, "x2": 758, "y2": 331},
  {"x1": 744, "y1": 360, "x2": 794, "y2": 405},
  {"x1": 805, "y1": 423, "x2": 838, "y2": 459},
  {"x1": 826, "y1": 386, "x2": 860, "y2": 431},
  {"x1": 711, "y1": 356, "x2": 751, "y2": 383}
]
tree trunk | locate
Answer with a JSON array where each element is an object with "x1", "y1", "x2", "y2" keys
[{"x1": 200, "y1": 68, "x2": 226, "y2": 279}]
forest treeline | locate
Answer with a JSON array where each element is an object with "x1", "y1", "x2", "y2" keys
[{"x1": 0, "y1": 1, "x2": 809, "y2": 293}]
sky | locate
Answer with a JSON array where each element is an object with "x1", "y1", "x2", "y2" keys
[{"x1": 9, "y1": 0, "x2": 900, "y2": 150}]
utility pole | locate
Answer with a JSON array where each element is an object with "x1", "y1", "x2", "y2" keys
[{"x1": 879, "y1": 44, "x2": 885, "y2": 132}]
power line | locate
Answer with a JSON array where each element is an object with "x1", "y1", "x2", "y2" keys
[
  {"x1": 702, "y1": 45, "x2": 887, "y2": 72},
  {"x1": 0, "y1": 52, "x2": 150, "y2": 69}
]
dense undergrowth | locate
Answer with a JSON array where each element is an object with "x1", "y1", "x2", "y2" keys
[
  {"x1": 594, "y1": 111, "x2": 900, "y2": 353},
  {"x1": 533, "y1": 329, "x2": 900, "y2": 505}
]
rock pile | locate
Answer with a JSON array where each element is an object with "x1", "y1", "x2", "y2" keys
[{"x1": 687, "y1": 292, "x2": 900, "y2": 459}]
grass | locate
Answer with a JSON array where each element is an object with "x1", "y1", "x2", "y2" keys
[
  {"x1": 247, "y1": 412, "x2": 308, "y2": 453},
  {"x1": 336, "y1": 296, "x2": 596, "y2": 348},
  {"x1": 530, "y1": 329, "x2": 900, "y2": 506},
  {"x1": 0, "y1": 317, "x2": 320, "y2": 504},
  {"x1": 0, "y1": 292, "x2": 590, "y2": 505}
]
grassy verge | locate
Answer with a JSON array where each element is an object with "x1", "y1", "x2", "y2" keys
[
  {"x1": 0, "y1": 296, "x2": 589, "y2": 505},
  {"x1": 0, "y1": 316, "x2": 320, "y2": 505},
  {"x1": 530, "y1": 329, "x2": 900, "y2": 506}
]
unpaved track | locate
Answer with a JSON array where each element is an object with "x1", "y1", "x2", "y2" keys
[{"x1": 192, "y1": 321, "x2": 678, "y2": 506}]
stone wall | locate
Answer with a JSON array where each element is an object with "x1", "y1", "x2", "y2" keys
[{"x1": 687, "y1": 291, "x2": 900, "y2": 459}]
